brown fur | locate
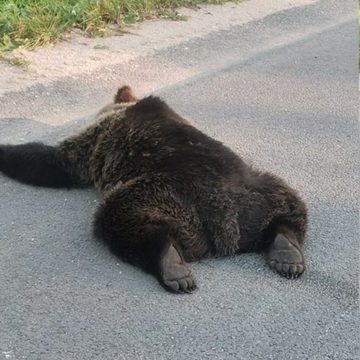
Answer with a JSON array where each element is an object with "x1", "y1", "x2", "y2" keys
[
  {"x1": 114, "y1": 85, "x2": 139, "y2": 104},
  {"x1": 0, "y1": 85, "x2": 308, "y2": 293}
]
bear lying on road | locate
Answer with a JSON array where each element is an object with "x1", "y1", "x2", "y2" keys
[{"x1": 0, "y1": 86, "x2": 307, "y2": 293}]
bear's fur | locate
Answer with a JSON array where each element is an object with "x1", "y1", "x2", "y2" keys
[{"x1": 0, "y1": 86, "x2": 307, "y2": 293}]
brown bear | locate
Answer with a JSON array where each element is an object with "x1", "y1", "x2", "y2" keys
[{"x1": 0, "y1": 86, "x2": 307, "y2": 293}]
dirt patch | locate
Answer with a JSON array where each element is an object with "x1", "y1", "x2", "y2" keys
[{"x1": 0, "y1": 0, "x2": 318, "y2": 96}]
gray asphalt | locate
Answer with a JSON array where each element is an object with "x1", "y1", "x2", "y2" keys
[{"x1": 0, "y1": 0, "x2": 358, "y2": 359}]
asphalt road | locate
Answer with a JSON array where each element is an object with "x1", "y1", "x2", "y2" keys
[{"x1": 0, "y1": 0, "x2": 358, "y2": 359}]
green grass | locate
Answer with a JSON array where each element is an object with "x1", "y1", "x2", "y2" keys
[
  {"x1": 0, "y1": 0, "x2": 231, "y2": 51},
  {"x1": 0, "y1": 53, "x2": 29, "y2": 69}
]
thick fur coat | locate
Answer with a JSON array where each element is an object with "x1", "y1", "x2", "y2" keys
[{"x1": 0, "y1": 86, "x2": 307, "y2": 293}]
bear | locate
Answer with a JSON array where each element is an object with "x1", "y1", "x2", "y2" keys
[{"x1": 0, "y1": 85, "x2": 307, "y2": 293}]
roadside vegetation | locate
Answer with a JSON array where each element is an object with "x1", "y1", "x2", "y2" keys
[
  {"x1": 0, "y1": 0, "x2": 231, "y2": 52},
  {"x1": 0, "y1": 53, "x2": 29, "y2": 69}
]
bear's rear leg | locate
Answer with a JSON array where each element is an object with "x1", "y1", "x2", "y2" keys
[
  {"x1": 94, "y1": 180, "x2": 198, "y2": 293},
  {"x1": 266, "y1": 227, "x2": 305, "y2": 279},
  {"x1": 262, "y1": 179, "x2": 307, "y2": 279},
  {"x1": 160, "y1": 244, "x2": 196, "y2": 293}
]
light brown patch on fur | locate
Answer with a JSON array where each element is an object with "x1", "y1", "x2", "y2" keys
[{"x1": 96, "y1": 103, "x2": 132, "y2": 120}]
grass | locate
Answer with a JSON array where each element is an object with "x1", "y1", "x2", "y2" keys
[
  {"x1": 0, "y1": 53, "x2": 29, "y2": 69},
  {"x1": 0, "y1": 0, "x2": 231, "y2": 52}
]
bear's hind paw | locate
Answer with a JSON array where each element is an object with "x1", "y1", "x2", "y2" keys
[{"x1": 267, "y1": 234, "x2": 305, "y2": 279}]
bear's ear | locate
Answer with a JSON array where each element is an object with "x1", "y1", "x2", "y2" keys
[{"x1": 114, "y1": 85, "x2": 139, "y2": 104}]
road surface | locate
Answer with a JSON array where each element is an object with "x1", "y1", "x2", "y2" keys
[{"x1": 0, "y1": 0, "x2": 358, "y2": 359}]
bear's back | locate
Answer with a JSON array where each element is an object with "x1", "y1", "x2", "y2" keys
[{"x1": 93, "y1": 96, "x2": 249, "y2": 189}]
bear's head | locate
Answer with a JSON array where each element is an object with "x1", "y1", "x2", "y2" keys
[
  {"x1": 114, "y1": 85, "x2": 139, "y2": 104},
  {"x1": 96, "y1": 85, "x2": 139, "y2": 119}
]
